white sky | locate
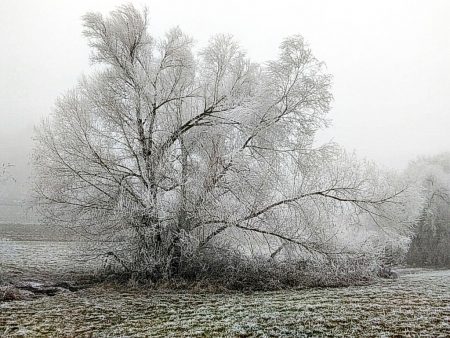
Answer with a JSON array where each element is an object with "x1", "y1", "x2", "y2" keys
[{"x1": 1, "y1": 0, "x2": 450, "y2": 198}]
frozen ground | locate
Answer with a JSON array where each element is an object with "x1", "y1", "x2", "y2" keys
[
  {"x1": 0, "y1": 224, "x2": 449, "y2": 337},
  {"x1": 1, "y1": 270, "x2": 449, "y2": 337},
  {"x1": 0, "y1": 224, "x2": 101, "y2": 282}
]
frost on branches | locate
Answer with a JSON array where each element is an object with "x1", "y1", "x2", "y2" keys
[{"x1": 34, "y1": 5, "x2": 415, "y2": 285}]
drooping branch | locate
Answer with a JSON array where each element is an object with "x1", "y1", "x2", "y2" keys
[{"x1": 197, "y1": 186, "x2": 405, "y2": 247}]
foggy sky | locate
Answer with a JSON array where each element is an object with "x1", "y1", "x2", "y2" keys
[{"x1": 1, "y1": 0, "x2": 450, "y2": 199}]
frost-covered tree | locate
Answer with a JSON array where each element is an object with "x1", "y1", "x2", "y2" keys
[
  {"x1": 405, "y1": 153, "x2": 450, "y2": 267},
  {"x1": 0, "y1": 163, "x2": 14, "y2": 188},
  {"x1": 34, "y1": 5, "x2": 409, "y2": 280}
]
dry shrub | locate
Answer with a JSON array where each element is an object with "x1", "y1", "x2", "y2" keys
[
  {"x1": 100, "y1": 245, "x2": 379, "y2": 291},
  {"x1": 303, "y1": 255, "x2": 379, "y2": 287}
]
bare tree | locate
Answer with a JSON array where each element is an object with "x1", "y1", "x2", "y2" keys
[
  {"x1": 34, "y1": 4, "x2": 408, "y2": 279},
  {"x1": 0, "y1": 163, "x2": 14, "y2": 185}
]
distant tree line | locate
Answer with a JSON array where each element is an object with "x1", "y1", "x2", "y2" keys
[{"x1": 405, "y1": 154, "x2": 450, "y2": 268}]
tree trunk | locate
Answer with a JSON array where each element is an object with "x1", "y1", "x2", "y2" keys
[{"x1": 169, "y1": 133, "x2": 189, "y2": 277}]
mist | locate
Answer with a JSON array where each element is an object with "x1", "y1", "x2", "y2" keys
[
  {"x1": 1, "y1": 0, "x2": 449, "y2": 196},
  {"x1": 1, "y1": 2, "x2": 450, "y2": 334}
]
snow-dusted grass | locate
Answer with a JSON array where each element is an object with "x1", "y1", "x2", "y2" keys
[
  {"x1": 1, "y1": 224, "x2": 449, "y2": 337},
  {"x1": 0, "y1": 224, "x2": 99, "y2": 282},
  {"x1": 1, "y1": 270, "x2": 449, "y2": 337}
]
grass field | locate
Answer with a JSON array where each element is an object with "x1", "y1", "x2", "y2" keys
[
  {"x1": 0, "y1": 223, "x2": 100, "y2": 282},
  {"x1": 1, "y1": 224, "x2": 449, "y2": 337}
]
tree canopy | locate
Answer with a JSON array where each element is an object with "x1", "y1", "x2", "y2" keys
[{"x1": 34, "y1": 5, "x2": 411, "y2": 282}]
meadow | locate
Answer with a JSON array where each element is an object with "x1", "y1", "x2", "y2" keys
[{"x1": 1, "y1": 224, "x2": 449, "y2": 337}]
